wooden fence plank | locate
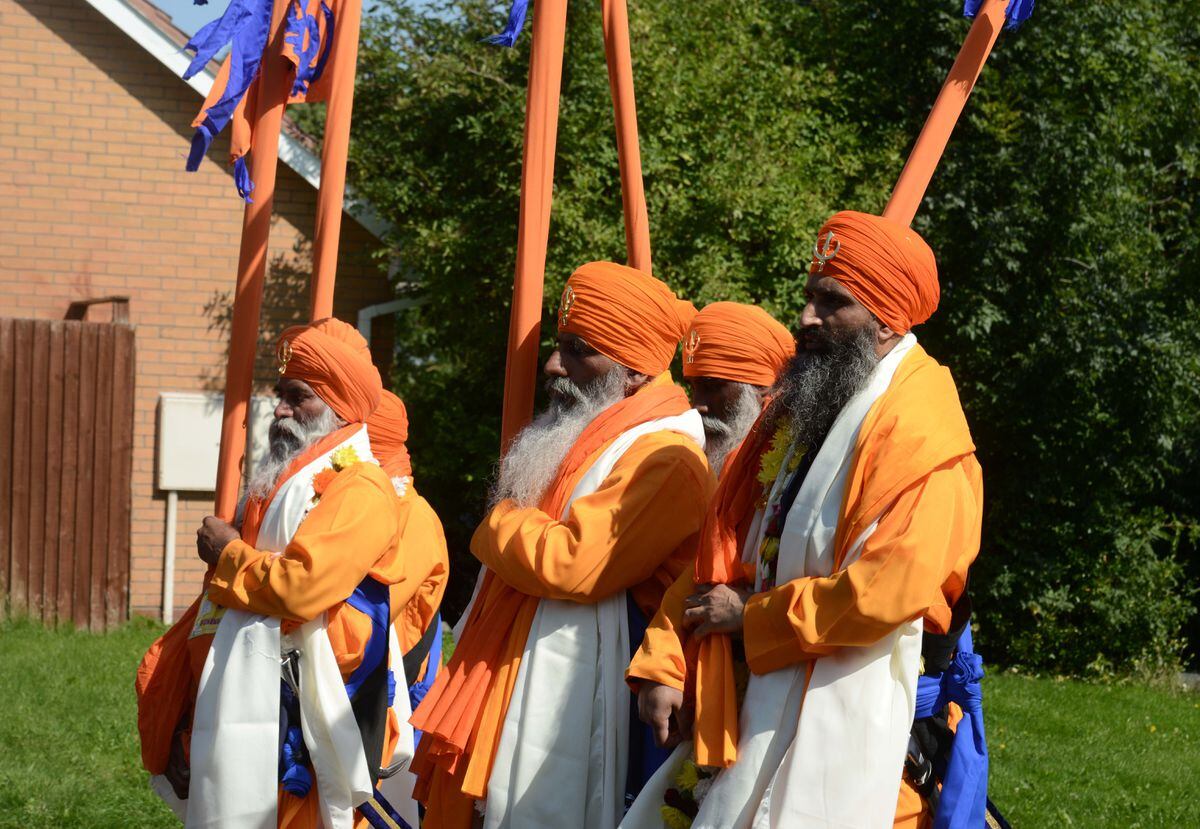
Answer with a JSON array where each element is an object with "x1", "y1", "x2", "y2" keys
[
  {"x1": 42, "y1": 324, "x2": 66, "y2": 625},
  {"x1": 27, "y1": 322, "x2": 50, "y2": 622},
  {"x1": 9, "y1": 320, "x2": 34, "y2": 616},
  {"x1": 57, "y1": 324, "x2": 82, "y2": 626},
  {"x1": 89, "y1": 325, "x2": 115, "y2": 632},
  {"x1": 105, "y1": 325, "x2": 135, "y2": 629},
  {"x1": 71, "y1": 325, "x2": 98, "y2": 630},
  {"x1": 0, "y1": 320, "x2": 14, "y2": 609}
]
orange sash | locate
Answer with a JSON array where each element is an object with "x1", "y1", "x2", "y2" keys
[{"x1": 409, "y1": 377, "x2": 691, "y2": 802}]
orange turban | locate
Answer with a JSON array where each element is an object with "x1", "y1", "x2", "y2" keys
[
  {"x1": 367, "y1": 390, "x2": 412, "y2": 479},
  {"x1": 808, "y1": 211, "x2": 939, "y2": 334},
  {"x1": 682, "y1": 302, "x2": 796, "y2": 387},
  {"x1": 276, "y1": 317, "x2": 382, "y2": 423},
  {"x1": 556, "y1": 261, "x2": 696, "y2": 376}
]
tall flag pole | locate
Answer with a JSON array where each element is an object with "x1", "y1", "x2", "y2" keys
[
  {"x1": 494, "y1": 0, "x2": 652, "y2": 448},
  {"x1": 308, "y1": 0, "x2": 364, "y2": 319},
  {"x1": 601, "y1": 0, "x2": 651, "y2": 274},
  {"x1": 181, "y1": 0, "x2": 365, "y2": 519},
  {"x1": 884, "y1": 0, "x2": 1034, "y2": 226},
  {"x1": 498, "y1": 0, "x2": 571, "y2": 450}
]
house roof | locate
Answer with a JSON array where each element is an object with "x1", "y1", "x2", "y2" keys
[{"x1": 82, "y1": 0, "x2": 388, "y2": 238}]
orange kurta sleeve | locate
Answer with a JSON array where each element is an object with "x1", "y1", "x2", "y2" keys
[
  {"x1": 208, "y1": 463, "x2": 403, "y2": 623},
  {"x1": 472, "y1": 431, "x2": 710, "y2": 605},
  {"x1": 743, "y1": 455, "x2": 981, "y2": 675},
  {"x1": 626, "y1": 566, "x2": 695, "y2": 692}
]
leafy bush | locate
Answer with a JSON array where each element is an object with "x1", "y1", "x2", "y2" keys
[{"x1": 345, "y1": 0, "x2": 1199, "y2": 671}]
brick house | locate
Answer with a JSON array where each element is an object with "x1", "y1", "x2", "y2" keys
[{"x1": 0, "y1": 0, "x2": 399, "y2": 621}]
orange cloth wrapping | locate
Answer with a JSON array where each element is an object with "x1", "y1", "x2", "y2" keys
[
  {"x1": 278, "y1": 318, "x2": 383, "y2": 423},
  {"x1": 557, "y1": 261, "x2": 696, "y2": 376},
  {"x1": 409, "y1": 376, "x2": 710, "y2": 821},
  {"x1": 367, "y1": 390, "x2": 413, "y2": 479},
  {"x1": 682, "y1": 302, "x2": 795, "y2": 387},
  {"x1": 664, "y1": 345, "x2": 980, "y2": 769},
  {"x1": 809, "y1": 211, "x2": 939, "y2": 335}
]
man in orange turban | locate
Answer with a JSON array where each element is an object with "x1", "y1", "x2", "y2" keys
[
  {"x1": 366, "y1": 391, "x2": 450, "y2": 735},
  {"x1": 136, "y1": 318, "x2": 421, "y2": 829},
  {"x1": 409, "y1": 262, "x2": 713, "y2": 828},
  {"x1": 622, "y1": 212, "x2": 984, "y2": 829},
  {"x1": 681, "y1": 302, "x2": 795, "y2": 474}
]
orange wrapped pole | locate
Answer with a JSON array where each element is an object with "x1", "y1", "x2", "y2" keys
[
  {"x1": 600, "y1": 0, "x2": 651, "y2": 273},
  {"x1": 883, "y1": 0, "x2": 1008, "y2": 226},
  {"x1": 499, "y1": 0, "x2": 570, "y2": 449},
  {"x1": 212, "y1": 0, "x2": 293, "y2": 521},
  {"x1": 309, "y1": 0, "x2": 364, "y2": 320}
]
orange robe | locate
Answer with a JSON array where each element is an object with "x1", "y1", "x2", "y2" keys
[
  {"x1": 392, "y1": 491, "x2": 449, "y2": 654},
  {"x1": 137, "y1": 460, "x2": 408, "y2": 829},
  {"x1": 420, "y1": 428, "x2": 713, "y2": 828},
  {"x1": 627, "y1": 347, "x2": 983, "y2": 826}
]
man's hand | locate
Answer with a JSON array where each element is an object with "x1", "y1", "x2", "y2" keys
[
  {"x1": 196, "y1": 516, "x2": 240, "y2": 566},
  {"x1": 637, "y1": 681, "x2": 691, "y2": 749},
  {"x1": 683, "y1": 583, "x2": 753, "y2": 639},
  {"x1": 164, "y1": 728, "x2": 190, "y2": 801}
]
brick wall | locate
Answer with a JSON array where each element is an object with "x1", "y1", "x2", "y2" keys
[{"x1": 0, "y1": 0, "x2": 395, "y2": 620}]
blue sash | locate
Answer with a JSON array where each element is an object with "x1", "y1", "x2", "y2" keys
[
  {"x1": 914, "y1": 626, "x2": 988, "y2": 829},
  {"x1": 408, "y1": 614, "x2": 443, "y2": 748},
  {"x1": 278, "y1": 575, "x2": 395, "y2": 798}
]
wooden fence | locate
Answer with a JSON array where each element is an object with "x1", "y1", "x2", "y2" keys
[{"x1": 0, "y1": 317, "x2": 135, "y2": 630}]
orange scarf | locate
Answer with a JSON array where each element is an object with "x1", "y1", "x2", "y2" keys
[
  {"x1": 410, "y1": 377, "x2": 691, "y2": 801},
  {"x1": 690, "y1": 409, "x2": 775, "y2": 766},
  {"x1": 691, "y1": 346, "x2": 976, "y2": 767}
]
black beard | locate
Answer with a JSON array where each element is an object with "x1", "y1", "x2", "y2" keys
[{"x1": 769, "y1": 325, "x2": 880, "y2": 453}]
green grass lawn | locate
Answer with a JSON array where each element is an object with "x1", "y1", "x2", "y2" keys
[{"x1": 0, "y1": 618, "x2": 1195, "y2": 828}]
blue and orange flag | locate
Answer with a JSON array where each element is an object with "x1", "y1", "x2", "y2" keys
[{"x1": 183, "y1": 0, "x2": 359, "y2": 201}]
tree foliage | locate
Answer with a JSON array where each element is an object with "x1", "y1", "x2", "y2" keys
[{"x1": 346, "y1": 0, "x2": 1199, "y2": 673}]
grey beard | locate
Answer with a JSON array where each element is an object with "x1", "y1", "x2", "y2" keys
[
  {"x1": 770, "y1": 325, "x2": 879, "y2": 454},
  {"x1": 702, "y1": 382, "x2": 762, "y2": 477},
  {"x1": 245, "y1": 404, "x2": 340, "y2": 501},
  {"x1": 490, "y1": 368, "x2": 627, "y2": 509}
]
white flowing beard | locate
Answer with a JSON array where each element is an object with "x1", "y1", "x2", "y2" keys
[
  {"x1": 702, "y1": 381, "x2": 762, "y2": 476},
  {"x1": 490, "y1": 367, "x2": 627, "y2": 509},
  {"x1": 245, "y1": 403, "x2": 339, "y2": 501}
]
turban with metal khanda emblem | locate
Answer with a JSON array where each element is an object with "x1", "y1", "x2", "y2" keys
[
  {"x1": 809, "y1": 211, "x2": 940, "y2": 334},
  {"x1": 683, "y1": 302, "x2": 796, "y2": 387},
  {"x1": 276, "y1": 317, "x2": 382, "y2": 423},
  {"x1": 557, "y1": 261, "x2": 696, "y2": 376}
]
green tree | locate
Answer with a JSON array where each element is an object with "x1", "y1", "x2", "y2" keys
[{"x1": 347, "y1": 0, "x2": 1199, "y2": 672}]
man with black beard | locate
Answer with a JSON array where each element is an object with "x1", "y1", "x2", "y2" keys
[
  {"x1": 409, "y1": 261, "x2": 711, "y2": 829},
  {"x1": 623, "y1": 212, "x2": 986, "y2": 829},
  {"x1": 680, "y1": 302, "x2": 795, "y2": 476}
]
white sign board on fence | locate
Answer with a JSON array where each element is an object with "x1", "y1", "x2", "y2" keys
[{"x1": 156, "y1": 392, "x2": 276, "y2": 492}]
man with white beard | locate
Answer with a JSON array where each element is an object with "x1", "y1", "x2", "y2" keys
[
  {"x1": 622, "y1": 212, "x2": 987, "y2": 829},
  {"x1": 409, "y1": 261, "x2": 713, "y2": 829},
  {"x1": 681, "y1": 302, "x2": 795, "y2": 475},
  {"x1": 136, "y1": 318, "x2": 420, "y2": 829}
]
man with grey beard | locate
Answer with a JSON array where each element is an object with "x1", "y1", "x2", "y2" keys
[
  {"x1": 680, "y1": 302, "x2": 796, "y2": 476},
  {"x1": 624, "y1": 212, "x2": 987, "y2": 829},
  {"x1": 409, "y1": 261, "x2": 711, "y2": 829}
]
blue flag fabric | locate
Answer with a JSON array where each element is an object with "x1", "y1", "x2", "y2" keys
[
  {"x1": 483, "y1": 0, "x2": 530, "y2": 47},
  {"x1": 182, "y1": 0, "x2": 273, "y2": 173},
  {"x1": 963, "y1": 0, "x2": 1036, "y2": 30},
  {"x1": 913, "y1": 626, "x2": 989, "y2": 829}
]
